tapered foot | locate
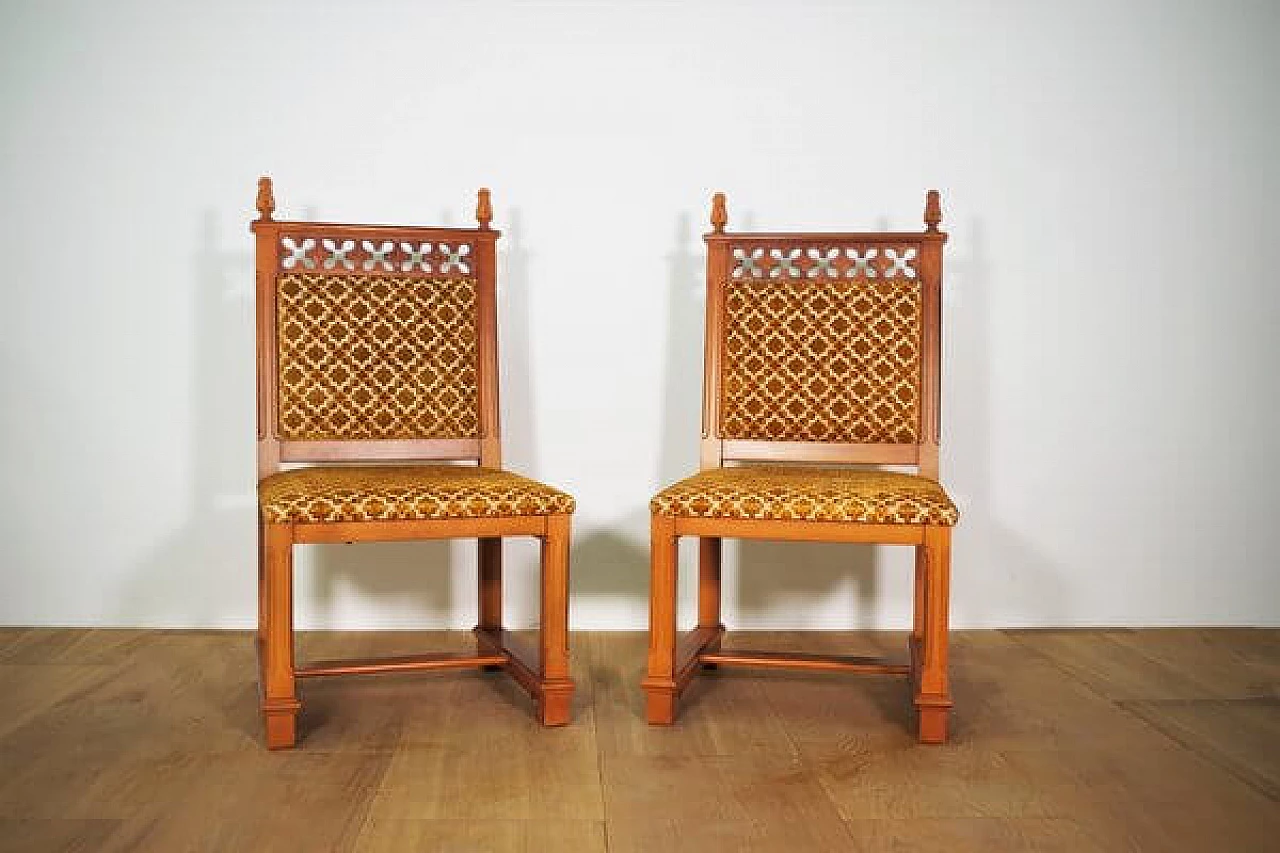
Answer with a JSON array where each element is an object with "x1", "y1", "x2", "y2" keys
[
  {"x1": 263, "y1": 708, "x2": 298, "y2": 750},
  {"x1": 643, "y1": 683, "x2": 677, "y2": 725},
  {"x1": 916, "y1": 702, "x2": 951, "y2": 744},
  {"x1": 539, "y1": 682, "x2": 574, "y2": 726}
]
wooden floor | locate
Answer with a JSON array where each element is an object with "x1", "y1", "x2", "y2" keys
[{"x1": 0, "y1": 629, "x2": 1276, "y2": 852}]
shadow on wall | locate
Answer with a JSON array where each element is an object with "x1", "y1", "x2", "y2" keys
[
  {"x1": 119, "y1": 211, "x2": 259, "y2": 625},
  {"x1": 495, "y1": 208, "x2": 546, "y2": 628},
  {"x1": 123, "y1": 202, "x2": 536, "y2": 632},
  {"x1": 119, "y1": 205, "x2": 1066, "y2": 631},
  {"x1": 570, "y1": 213, "x2": 707, "y2": 620},
  {"x1": 732, "y1": 210, "x2": 877, "y2": 630},
  {"x1": 945, "y1": 219, "x2": 1066, "y2": 626},
  {"x1": 120, "y1": 209, "x2": 454, "y2": 629},
  {"x1": 300, "y1": 203, "x2": 451, "y2": 630},
  {"x1": 571, "y1": 209, "x2": 879, "y2": 631},
  {"x1": 305, "y1": 205, "x2": 551, "y2": 630}
]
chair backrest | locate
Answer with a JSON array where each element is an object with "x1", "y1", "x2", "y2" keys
[
  {"x1": 250, "y1": 178, "x2": 501, "y2": 478},
  {"x1": 700, "y1": 191, "x2": 948, "y2": 479}
]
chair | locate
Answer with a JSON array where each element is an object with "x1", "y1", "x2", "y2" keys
[
  {"x1": 251, "y1": 178, "x2": 574, "y2": 749},
  {"x1": 643, "y1": 191, "x2": 958, "y2": 743}
]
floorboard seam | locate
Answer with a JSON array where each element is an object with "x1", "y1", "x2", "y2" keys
[
  {"x1": 588, "y1": 635, "x2": 611, "y2": 853},
  {"x1": 749, "y1": 655, "x2": 884, "y2": 850},
  {"x1": 1002, "y1": 630, "x2": 1279, "y2": 803},
  {"x1": 1115, "y1": 699, "x2": 1279, "y2": 803}
]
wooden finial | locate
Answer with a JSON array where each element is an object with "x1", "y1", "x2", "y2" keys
[
  {"x1": 476, "y1": 187, "x2": 493, "y2": 230},
  {"x1": 924, "y1": 189, "x2": 942, "y2": 232},
  {"x1": 255, "y1": 176, "x2": 275, "y2": 222},
  {"x1": 710, "y1": 192, "x2": 727, "y2": 234}
]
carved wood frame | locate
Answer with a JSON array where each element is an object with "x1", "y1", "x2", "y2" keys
[
  {"x1": 250, "y1": 178, "x2": 571, "y2": 749},
  {"x1": 644, "y1": 191, "x2": 955, "y2": 743}
]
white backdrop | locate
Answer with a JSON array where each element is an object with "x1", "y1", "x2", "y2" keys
[{"x1": 2, "y1": 0, "x2": 1278, "y2": 629}]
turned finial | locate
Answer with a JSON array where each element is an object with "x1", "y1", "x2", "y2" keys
[
  {"x1": 710, "y1": 192, "x2": 727, "y2": 234},
  {"x1": 476, "y1": 187, "x2": 493, "y2": 230},
  {"x1": 924, "y1": 189, "x2": 942, "y2": 232},
  {"x1": 255, "y1": 176, "x2": 275, "y2": 222}
]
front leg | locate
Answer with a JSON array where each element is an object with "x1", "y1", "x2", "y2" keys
[{"x1": 538, "y1": 514, "x2": 574, "y2": 725}]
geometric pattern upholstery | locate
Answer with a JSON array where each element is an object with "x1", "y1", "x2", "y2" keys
[
  {"x1": 719, "y1": 278, "x2": 922, "y2": 444},
  {"x1": 650, "y1": 465, "x2": 957, "y2": 525},
  {"x1": 259, "y1": 465, "x2": 575, "y2": 524},
  {"x1": 275, "y1": 273, "x2": 480, "y2": 441}
]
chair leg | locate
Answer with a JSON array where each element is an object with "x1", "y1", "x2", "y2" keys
[
  {"x1": 260, "y1": 521, "x2": 300, "y2": 749},
  {"x1": 643, "y1": 514, "x2": 679, "y2": 724},
  {"x1": 256, "y1": 519, "x2": 266, "y2": 685},
  {"x1": 698, "y1": 537, "x2": 723, "y2": 667},
  {"x1": 538, "y1": 513, "x2": 574, "y2": 726},
  {"x1": 915, "y1": 525, "x2": 953, "y2": 744},
  {"x1": 912, "y1": 545, "x2": 926, "y2": 644},
  {"x1": 909, "y1": 544, "x2": 926, "y2": 679},
  {"x1": 478, "y1": 537, "x2": 503, "y2": 670}
]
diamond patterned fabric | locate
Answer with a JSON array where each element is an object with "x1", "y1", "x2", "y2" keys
[
  {"x1": 275, "y1": 273, "x2": 479, "y2": 441},
  {"x1": 651, "y1": 466, "x2": 956, "y2": 525},
  {"x1": 719, "y1": 277, "x2": 922, "y2": 444},
  {"x1": 259, "y1": 465, "x2": 575, "y2": 523}
]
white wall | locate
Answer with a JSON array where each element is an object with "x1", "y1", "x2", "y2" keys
[{"x1": 2, "y1": 0, "x2": 1278, "y2": 630}]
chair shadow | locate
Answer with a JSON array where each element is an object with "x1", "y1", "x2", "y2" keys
[
  {"x1": 302, "y1": 204, "x2": 465, "y2": 633},
  {"x1": 658, "y1": 207, "x2": 880, "y2": 635},
  {"x1": 300, "y1": 203, "x2": 555, "y2": 637},
  {"x1": 114, "y1": 210, "x2": 266, "y2": 742},
  {"x1": 944, "y1": 218, "x2": 1069, "y2": 629}
]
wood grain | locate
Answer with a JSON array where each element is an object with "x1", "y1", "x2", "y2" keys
[
  {"x1": 353, "y1": 819, "x2": 606, "y2": 853},
  {"x1": 0, "y1": 628, "x2": 1276, "y2": 853}
]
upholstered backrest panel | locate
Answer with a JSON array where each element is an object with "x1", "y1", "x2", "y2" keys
[
  {"x1": 719, "y1": 276, "x2": 922, "y2": 444},
  {"x1": 275, "y1": 272, "x2": 479, "y2": 441}
]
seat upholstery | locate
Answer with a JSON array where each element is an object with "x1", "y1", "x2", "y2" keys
[
  {"x1": 650, "y1": 465, "x2": 957, "y2": 525},
  {"x1": 259, "y1": 465, "x2": 575, "y2": 524}
]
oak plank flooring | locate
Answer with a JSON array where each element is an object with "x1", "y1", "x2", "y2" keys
[
  {"x1": 606, "y1": 816, "x2": 857, "y2": 852},
  {"x1": 588, "y1": 632, "x2": 797, "y2": 758},
  {"x1": 0, "y1": 665, "x2": 115, "y2": 743},
  {"x1": 1122, "y1": 698, "x2": 1280, "y2": 799},
  {"x1": 0, "y1": 820, "x2": 120, "y2": 853},
  {"x1": 352, "y1": 819, "x2": 606, "y2": 852},
  {"x1": 0, "y1": 629, "x2": 1275, "y2": 852},
  {"x1": 840, "y1": 817, "x2": 1111, "y2": 853}
]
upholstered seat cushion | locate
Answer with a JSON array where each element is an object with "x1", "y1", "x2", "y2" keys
[
  {"x1": 259, "y1": 465, "x2": 575, "y2": 524},
  {"x1": 650, "y1": 466, "x2": 957, "y2": 525}
]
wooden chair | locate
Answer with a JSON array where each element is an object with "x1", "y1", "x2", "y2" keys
[
  {"x1": 251, "y1": 178, "x2": 574, "y2": 749},
  {"x1": 643, "y1": 191, "x2": 958, "y2": 743}
]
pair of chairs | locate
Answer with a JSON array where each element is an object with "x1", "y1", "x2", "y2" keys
[{"x1": 251, "y1": 178, "x2": 958, "y2": 751}]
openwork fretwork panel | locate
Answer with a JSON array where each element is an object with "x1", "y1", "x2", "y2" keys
[
  {"x1": 731, "y1": 245, "x2": 917, "y2": 280},
  {"x1": 279, "y1": 235, "x2": 475, "y2": 276},
  {"x1": 719, "y1": 264, "x2": 923, "y2": 444},
  {"x1": 275, "y1": 273, "x2": 480, "y2": 441}
]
